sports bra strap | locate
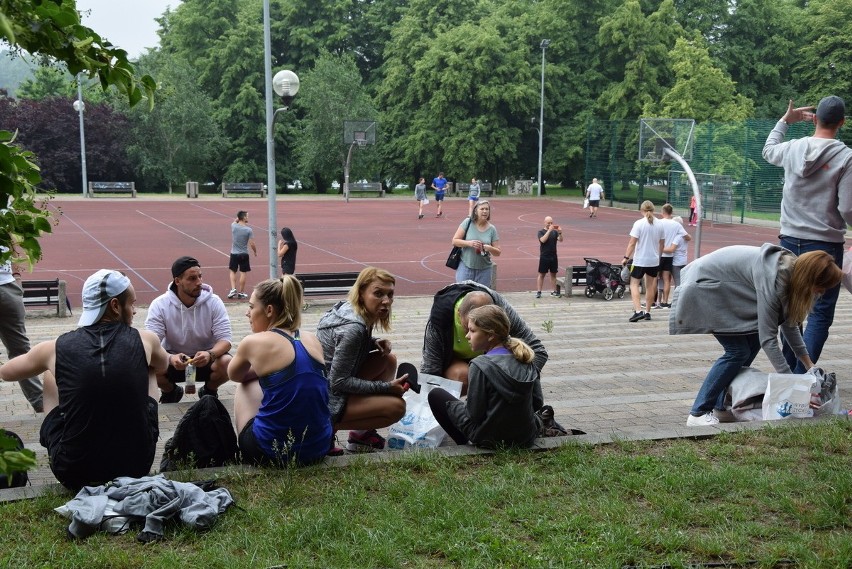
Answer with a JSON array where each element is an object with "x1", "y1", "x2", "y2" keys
[{"x1": 269, "y1": 328, "x2": 300, "y2": 344}]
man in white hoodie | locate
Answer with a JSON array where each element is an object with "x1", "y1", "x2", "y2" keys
[
  {"x1": 145, "y1": 256, "x2": 233, "y2": 403},
  {"x1": 762, "y1": 96, "x2": 852, "y2": 372}
]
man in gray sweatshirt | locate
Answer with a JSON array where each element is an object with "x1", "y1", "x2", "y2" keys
[{"x1": 762, "y1": 95, "x2": 852, "y2": 372}]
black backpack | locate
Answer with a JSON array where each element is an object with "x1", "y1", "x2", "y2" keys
[
  {"x1": 160, "y1": 396, "x2": 238, "y2": 472},
  {"x1": 0, "y1": 429, "x2": 29, "y2": 489}
]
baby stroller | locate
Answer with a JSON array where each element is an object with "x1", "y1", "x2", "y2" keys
[{"x1": 583, "y1": 257, "x2": 626, "y2": 301}]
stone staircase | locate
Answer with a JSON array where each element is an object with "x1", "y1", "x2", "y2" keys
[{"x1": 4, "y1": 290, "x2": 852, "y2": 487}]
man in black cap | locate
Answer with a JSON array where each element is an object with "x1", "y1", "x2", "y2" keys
[
  {"x1": 762, "y1": 96, "x2": 852, "y2": 372},
  {"x1": 144, "y1": 256, "x2": 233, "y2": 403}
]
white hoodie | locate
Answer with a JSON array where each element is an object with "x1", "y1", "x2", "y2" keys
[{"x1": 145, "y1": 283, "x2": 231, "y2": 354}]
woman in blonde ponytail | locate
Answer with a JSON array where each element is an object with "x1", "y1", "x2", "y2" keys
[
  {"x1": 428, "y1": 305, "x2": 539, "y2": 448},
  {"x1": 622, "y1": 200, "x2": 665, "y2": 322}
]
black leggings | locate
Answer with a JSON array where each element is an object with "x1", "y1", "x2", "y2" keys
[{"x1": 428, "y1": 388, "x2": 469, "y2": 445}]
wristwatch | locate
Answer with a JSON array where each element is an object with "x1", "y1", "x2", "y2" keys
[{"x1": 207, "y1": 350, "x2": 217, "y2": 362}]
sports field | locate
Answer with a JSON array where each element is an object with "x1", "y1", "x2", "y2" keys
[{"x1": 30, "y1": 194, "x2": 780, "y2": 306}]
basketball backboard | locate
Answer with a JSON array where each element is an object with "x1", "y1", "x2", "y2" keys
[
  {"x1": 343, "y1": 120, "x2": 377, "y2": 146},
  {"x1": 639, "y1": 118, "x2": 695, "y2": 162}
]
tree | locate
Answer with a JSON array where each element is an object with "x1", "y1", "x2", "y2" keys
[
  {"x1": 796, "y1": 0, "x2": 852, "y2": 105},
  {"x1": 16, "y1": 65, "x2": 70, "y2": 99},
  {"x1": 294, "y1": 52, "x2": 377, "y2": 193},
  {"x1": 0, "y1": 0, "x2": 155, "y2": 266},
  {"x1": 122, "y1": 52, "x2": 228, "y2": 192}
]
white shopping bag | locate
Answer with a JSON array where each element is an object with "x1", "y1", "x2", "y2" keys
[
  {"x1": 387, "y1": 374, "x2": 462, "y2": 450},
  {"x1": 582, "y1": 198, "x2": 589, "y2": 209},
  {"x1": 842, "y1": 247, "x2": 852, "y2": 294},
  {"x1": 762, "y1": 372, "x2": 817, "y2": 420},
  {"x1": 421, "y1": 198, "x2": 430, "y2": 205}
]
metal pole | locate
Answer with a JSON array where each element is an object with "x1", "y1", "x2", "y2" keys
[
  {"x1": 663, "y1": 148, "x2": 702, "y2": 259},
  {"x1": 76, "y1": 75, "x2": 87, "y2": 198},
  {"x1": 537, "y1": 40, "x2": 550, "y2": 197},
  {"x1": 263, "y1": 0, "x2": 277, "y2": 279}
]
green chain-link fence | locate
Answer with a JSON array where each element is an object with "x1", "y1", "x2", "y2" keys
[{"x1": 584, "y1": 119, "x2": 852, "y2": 222}]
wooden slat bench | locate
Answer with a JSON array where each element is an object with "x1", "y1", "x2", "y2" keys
[
  {"x1": 222, "y1": 182, "x2": 266, "y2": 197},
  {"x1": 88, "y1": 181, "x2": 136, "y2": 198},
  {"x1": 345, "y1": 182, "x2": 384, "y2": 202},
  {"x1": 21, "y1": 279, "x2": 70, "y2": 317},
  {"x1": 555, "y1": 265, "x2": 588, "y2": 297},
  {"x1": 296, "y1": 271, "x2": 361, "y2": 298}
]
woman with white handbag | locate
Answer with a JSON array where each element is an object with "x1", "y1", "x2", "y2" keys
[{"x1": 670, "y1": 244, "x2": 842, "y2": 427}]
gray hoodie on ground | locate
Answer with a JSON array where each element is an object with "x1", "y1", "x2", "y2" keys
[{"x1": 762, "y1": 120, "x2": 852, "y2": 243}]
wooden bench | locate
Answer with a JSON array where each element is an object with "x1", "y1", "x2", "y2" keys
[
  {"x1": 454, "y1": 182, "x2": 495, "y2": 197},
  {"x1": 221, "y1": 182, "x2": 266, "y2": 198},
  {"x1": 21, "y1": 279, "x2": 70, "y2": 317},
  {"x1": 88, "y1": 181, "x2": 136, "y2": 198},
  {"x1": 296, "y1": 271, "x2": 360, "y2": 298},
  {"x1": 345, "y1": 182, "x2": 384, "y2": 202},
  {"x1": 555, "y1": 266, "x2": 588, "y2": 297}
]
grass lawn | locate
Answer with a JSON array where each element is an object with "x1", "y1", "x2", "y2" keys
[{"x1": 1, "y1": 420, "x2": 850, "y2": 568}]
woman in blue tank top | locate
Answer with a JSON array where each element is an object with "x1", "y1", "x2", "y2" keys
[{"x1": 228, "y1": 276, "x2": 332, "y2": 465}]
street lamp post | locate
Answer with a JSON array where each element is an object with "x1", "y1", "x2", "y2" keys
[
  {"x1": 537, "y1": 39, "x2": 550, "y2": 198},
  {"x1": 263, "y1": 0, "x2": 299, "y2": 278},
  {"x1": 73, "y1": 74, "x2": 87, "y2": 198}
]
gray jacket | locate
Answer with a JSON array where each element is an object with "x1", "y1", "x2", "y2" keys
[
  {"x1": 316, "y1": 301, "x2": 394, "y2": 421},
  {"x1": 669, "y1": 243, "x2": 807, "y2": 373},
  {"x1": 447, "y1": 353, "x2": 539, "y2": 448},
  {"x1": 762, "y1": 120, "x2": 852, "y2": 243}
]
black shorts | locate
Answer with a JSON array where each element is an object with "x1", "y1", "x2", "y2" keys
[
  {"x1": 630, "y1": 265, "x2": 659, "y2": 279},
  {"x1": 589, "y1": 200, "x2": 600, "y2": 207},
  {"x1": 229, "y1": 253, "x2": 250, "y2": 272},
  {"x1": 659, "y1": 257, "x2": 674, "y2": 271},
  {"x1": 165, "y1": 360, "x2": 213, "y2": 384},
  {"x1": 538, "y1": 256, "x2": 559, "y2": 274},
  {"x1": 238, "y1": 418, "x2": 271, "y2": 466}
]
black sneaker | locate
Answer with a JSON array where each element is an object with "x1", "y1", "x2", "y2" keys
[
  {"x1": 628, "y1": 311, "x2": 644, "y2": 322},
  {"x1": 198, "y1": 384, "x2": 218, "y2": 399},
  {"x1": 535, "y1": 291, "x2": 542, "y2": 298},
  {"x1": 159, "y1": 383, "x2": 184, "y2": 404},
  {"x1": 644, "y1": 312, "x2": 652, "y2": 320}
]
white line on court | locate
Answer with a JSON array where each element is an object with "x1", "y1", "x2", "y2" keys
[{"x1": 135, "y1": 210, "x2": 229, "y2": 258}]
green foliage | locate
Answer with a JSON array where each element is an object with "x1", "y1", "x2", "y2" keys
[
  {"x1": 0, "y1": 430, "x2": 36, "y2": 480},
  {"x1": 16, "y1": 65, "x2": 71, "y2": 99},
  {"x1": 0, "y1": 0, "x2": 156, "y2": 265}
]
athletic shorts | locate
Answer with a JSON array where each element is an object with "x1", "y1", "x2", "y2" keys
[
  {"x1": 630, "y1": 265, "x2": 659, "y2": 279},
  {"x1": 238, "y1": 418, "x2": 271, "y2": 466},
  {"x1": 672, "y1": 265, "x2": 684, "y2": 286},
  {"x1": 468, "y1": 196, "x2": 479, "y2": 202},
  {"x1": 166, "y1": 359, "x2": 213, "y2": 384},
  {"x1": 538, "y1": 256, "x2": 559, "y2": 274},
  {"x1": 229, "y1": 253, "x2": 250, "y2": 273},
  {"x1": 659, "y1": 257, "x2": 674, "y2": 271},
  {"x1": 589, "y1": 200, "x2": 600, "y2": 207},
  {"x1": 435, "y1": 190, "x2": 445, "y2": 202}
]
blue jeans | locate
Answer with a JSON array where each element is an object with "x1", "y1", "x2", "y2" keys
[
  {"x1": 690, "y1": 333, "x2": 760, "y2": 416},
  {"x1": 778, "y1": 236, "x2": 844, "y2": 373},
  {"x1": 455, "y1": 263, "x2": 493, "y2": 288}
]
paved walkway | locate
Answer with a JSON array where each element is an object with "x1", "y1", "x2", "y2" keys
[{"x1": 3, "y1": 289, "x2": 851, "y2": 490}]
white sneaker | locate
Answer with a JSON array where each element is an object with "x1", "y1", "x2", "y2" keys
[
  {"x1": 686, "y1": 412, "x2": 720, "y2": 427},
  {"x1": 227, "y1": 288, "x2": 237, "y2": 299}
]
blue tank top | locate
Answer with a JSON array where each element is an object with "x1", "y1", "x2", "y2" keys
[{"x1": 252, "y1": 329, "x2": 332, "y2": 464}]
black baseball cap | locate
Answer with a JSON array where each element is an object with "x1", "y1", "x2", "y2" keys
[{"x1": 816, "y1": 95, "x2": 846, "y2": 124}]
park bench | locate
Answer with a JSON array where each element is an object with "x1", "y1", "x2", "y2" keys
[
  {"x1": 345, "y1": 182, "x2": 384, "y2": 201},
  {"x1": 554, "y1": 265, "x2": 588, "y2": 297},
  {"x1": 296, "y1": 271, "x2": 360, "y2": 298},
  {"x1": 88, "y1": 181, "x2": 136, "y2": 198},
  {"x1": 454, "y1": 182, "x2": 495, "y2": 197},
  {"x1": 21, "y1": 279, "x2": 70, "y2": 317},
  {"x1": 221, "y1": 182, "x2": 266, "y2": 198}
]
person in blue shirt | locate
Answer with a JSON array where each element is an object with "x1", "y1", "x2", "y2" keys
[{"x1": 431, "y1": 172, "x2": 448, "y2": 218}]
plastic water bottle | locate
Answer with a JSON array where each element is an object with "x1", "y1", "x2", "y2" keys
[{"x1": 185, "y1": 363, "x2": 197, "y2": 395}]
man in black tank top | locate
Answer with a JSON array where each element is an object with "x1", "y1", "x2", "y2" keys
[{"x1": 0, "y1": 269, "x2": 169, "y2": 490}]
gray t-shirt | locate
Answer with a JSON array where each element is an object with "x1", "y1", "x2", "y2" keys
[{"x1": 231, "y1": 223, "x2": 253, "y2": 255}]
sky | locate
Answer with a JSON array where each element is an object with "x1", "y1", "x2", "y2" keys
[{"x1": 76, "y1": 0, "x2": 182, "y2": 59}]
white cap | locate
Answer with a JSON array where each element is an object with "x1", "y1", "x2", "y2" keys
[{"x1": 78, "y1": 269, "x2": 131, "y2": 326}]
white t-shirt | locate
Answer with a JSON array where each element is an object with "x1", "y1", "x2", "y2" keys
[
  {"x1": 586, "y1": 183, "x2": 603, "y2": 200},
  {"x1": 629, "y1": 217, "x2": 664, "y2": 267},
  {"x1": 659, "y1": 218, "x2": 688, "y2": 258},
  {"x1": 671, "y1": 234, "x2": 688, "y2": 266}
]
